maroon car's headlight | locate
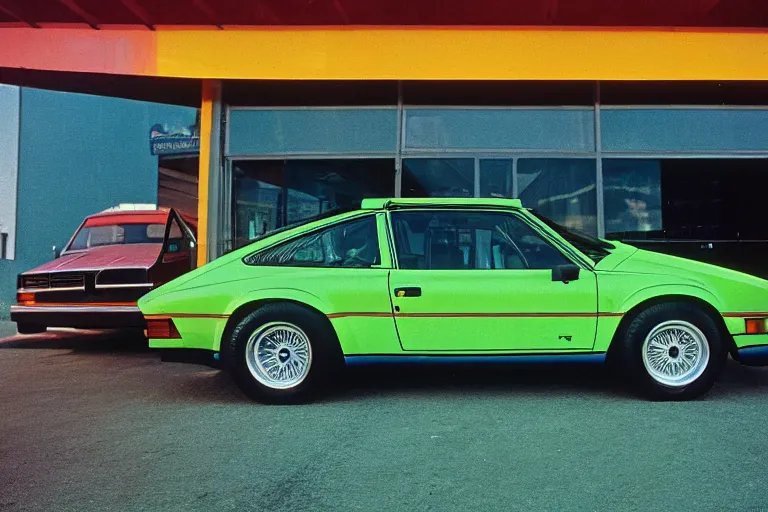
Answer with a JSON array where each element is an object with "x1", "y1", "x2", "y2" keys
[
  {"x1": 145, "y1": 317, "x2": 181, "y2": 339},
  {"x1": 21, "y1": 274, "x2": 49, "y2": 289}
]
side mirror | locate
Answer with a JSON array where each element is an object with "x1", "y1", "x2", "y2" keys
[
  {"x1": 552, "y1": 264, "x2": 580, "y2": 283},
  {"x1": 52, "y1": 245, "x2": 60, "y2": 259}
]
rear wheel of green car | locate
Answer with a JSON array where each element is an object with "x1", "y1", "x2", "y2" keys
[
  {"x1": 224, "y1": 302, "x2": 343, "y2": 404},
  {"x1": 613, "y1": 301, "x2": 727, "y2": 401}
]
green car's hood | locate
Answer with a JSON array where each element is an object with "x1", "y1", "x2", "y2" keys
[
  {"x1": 604, "y1": 244, "x2": 766, "y2": 287},
  {"x1": 594, "y1": 242, "x2": 768, "y2": 313}
]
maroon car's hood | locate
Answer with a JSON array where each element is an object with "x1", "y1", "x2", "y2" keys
[{"x1": 24, "y1": 244, "x2": 163, "y2": 274}]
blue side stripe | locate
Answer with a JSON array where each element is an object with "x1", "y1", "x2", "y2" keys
[
  {"x1": 737, "y1": 345, "x2": 768, "y2": 360},
  {"x1": 344, "y1": 353, "x2": 606, "y2": 366}
]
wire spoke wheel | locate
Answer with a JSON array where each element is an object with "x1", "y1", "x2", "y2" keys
[
  {"x1": 641, "y1": 320, "x2": 710, "y2": 388},
  {"x1": 245, "y1": 322, "x2": 313, "y2": 390}
]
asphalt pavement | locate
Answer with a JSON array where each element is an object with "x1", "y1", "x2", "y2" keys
[{"x1": 1, "y1": 330, "x2": 768, "y2": 512}]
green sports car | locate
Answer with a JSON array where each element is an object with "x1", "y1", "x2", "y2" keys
[{"x1": 138, "y1": 198, "x2": 768, "y2": 403}]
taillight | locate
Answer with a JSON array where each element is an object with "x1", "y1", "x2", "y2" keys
[
  {"x1": 145, "y1": 317, "x2": 181, "y2": 339},
  {"x1": 17, "y1": 292, "x2": 35, "y2": 306},
  {"x1": 745, "y1": 318, "x2": 767, "y2": 335}
]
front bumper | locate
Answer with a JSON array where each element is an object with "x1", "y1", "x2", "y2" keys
[{"x1": 10, "y1": 304, "x2": 145, "y2": 329}]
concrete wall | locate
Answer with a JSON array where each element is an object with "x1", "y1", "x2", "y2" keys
[
  {"x1": 0, "y1": 88, "x2": 196, "y2": 319},
  {"x1": 0, "y1": 85, "x2": 20, "y2": 261}
]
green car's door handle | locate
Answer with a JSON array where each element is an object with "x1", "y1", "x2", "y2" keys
[{"x1": 394, "y1": 287, "x2": 422, "y2": 298}]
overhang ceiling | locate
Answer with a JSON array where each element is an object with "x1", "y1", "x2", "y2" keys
[{"x1": 0, "y1": 0, "x2": 766, "y2": 28}]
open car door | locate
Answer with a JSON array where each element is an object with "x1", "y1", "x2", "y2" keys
[{"x1": 149, "y1": 209, "x2": 198, "y2": 287}]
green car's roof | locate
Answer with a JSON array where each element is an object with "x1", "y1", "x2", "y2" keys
[{"x1": 361, "y1": 197, "x2": 523, "y2": 210}]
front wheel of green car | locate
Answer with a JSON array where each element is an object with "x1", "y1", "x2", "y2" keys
[
  {"x1": 614, "y1": 302, "x2": 727, "y2": 401},
  {"x1": 224, "y1": 302, "x2": 342, "y2": 404}
]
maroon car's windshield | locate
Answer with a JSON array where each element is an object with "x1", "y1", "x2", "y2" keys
[{"x1": 68, "y1": 223, "x2": 166, "y2": 250}]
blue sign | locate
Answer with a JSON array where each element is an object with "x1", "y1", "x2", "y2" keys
[{"x1": 150, "y1": 121, "x2": 200, "y2": 156}]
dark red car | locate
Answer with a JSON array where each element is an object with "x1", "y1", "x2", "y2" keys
[{"x1": 11, "y1": 205, "x2": 197, "y2": 334}]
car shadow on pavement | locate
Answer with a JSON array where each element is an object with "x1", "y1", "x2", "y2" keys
[
  {"x1": 151, "y1": 358, "x2": 768, "y2": 405},
  {"x1": 0, "y1": 329, "x2": 150, "y2": 353},
  {"x1": 331, "y1": 363, "x2": 634, "y2": 402}
]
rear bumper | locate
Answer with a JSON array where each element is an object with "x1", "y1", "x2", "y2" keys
[
  {"x1": 734, "y1": 334, "x2": 768, "y2": 366},
  {"x1": 736, "y1": 345, "x2": 768, "y2": 366},
  {"x1": 10, "y1": 304, "x2": 145, "y2": 329},
  {"x1": 160, "y1": 349, "x2": 220, "y2": 369}
]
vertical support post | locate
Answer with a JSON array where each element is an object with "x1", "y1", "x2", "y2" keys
[
  {"x1": 594, "y1": 81, "x2": 605, "y2": 239},
  {"x1": 395, "y1": 80, "x2": 404, "y2": 198},
  {"x1": 197, "y1": 79, "x2": 222, "y2": 267},
  {"x1": 511, "y1": 158, "x2": 519, "y2": 198}
]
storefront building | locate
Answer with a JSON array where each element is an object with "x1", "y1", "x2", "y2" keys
[
  {"x1": 217, "y1": 81, "x2": 768, "y2": 277},
  {"x1": 1, "y1": 2, "x2": 768, "y2": 277}
]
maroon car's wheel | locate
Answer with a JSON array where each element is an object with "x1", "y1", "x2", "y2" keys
[{"x1": 224, "y1": 302, "x2": 343, "y2": 404}]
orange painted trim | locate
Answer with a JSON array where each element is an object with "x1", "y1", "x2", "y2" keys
[
  {"x1": 327, "y1": 312, "x2": 392, "y2": 319},
  {"x1": 3, "y1": 27, "x2": 768, "y2": 80},
  {"x1": 196, "y1": 80, "x2": 217, "y2": 268},
  {"x1": 30, "y1": 302, "x2": 137, "y2": 307},
  {"x1": 144, "y1": 313, "x2": 229, "y2": 319},
  {"x1": 328, "y1": 312, "x2": 624, "y2": 319},
  {"x1": 155, "y1": 28, "x2": 768, "y2": 80}
]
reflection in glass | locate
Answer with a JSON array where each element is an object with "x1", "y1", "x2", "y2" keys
[
  {"x1": 603, "y1": 159, "x2": 662, "y2": 239},
  {"x1": 401, "y1": 159, "x2": 474, "y2": 198},
  {"x1": 603, "y1": 158, "x2": 768, "y2": 242},
  {"x1": 479, "y1": 160, "x2": 513, "y2": 198},
  {"x1": 232, "y1": 159, "x2": 394, "y2": 249},
  {"x1": 517, "y1": 159, "x2": 598, "y2": 235}
]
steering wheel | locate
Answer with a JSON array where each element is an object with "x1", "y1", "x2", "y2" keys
[
  {"x1": 495, "y1": 226, "x2": 530, "y2": 269},
  {"x1": 343, "y1": 244, "x2": 376, "y2": 267}
]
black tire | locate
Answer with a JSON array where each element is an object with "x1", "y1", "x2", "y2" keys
[
  {"x1": 16, "y1": 323, "x2": 46, "y2": 335},
  {"x1": 223, "y1": 302, "x2": 343, "y2": 404},
  {"x1": 612, "y1": 301, "x2": 727, "y2": 401}
]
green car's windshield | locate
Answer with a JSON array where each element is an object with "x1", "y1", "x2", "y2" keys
[{"x1": 529, "y1": 210, "x2": 615, "y2": 263}]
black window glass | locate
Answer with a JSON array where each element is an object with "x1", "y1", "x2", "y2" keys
[
  {"x1": 603, "y1": 159, "x2": 768, "y2": 241},
  {"x1": 518, "y1": 159, "x2": 598, "y2": 236},
  {"x1": 232, "y1": 159, "x2": 394, "y2": 251},
  {"x1": 479, "y1": 159, "x2": 513, "y2": 198},
  {"x1": 391, "y1": 211, "x2": 570, "y2": 270},
  {"x1": 401, "y1": 159, "x2": 474, "y2": 198},
  {"x1": 244, "y1": 216, "x2": 380, "y2": 268}
]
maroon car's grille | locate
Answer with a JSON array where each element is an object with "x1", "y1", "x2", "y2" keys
[
  {"x1": 21, "y1": 275, "x2": 49, "y2": 289},
  {"x1": 49, "y1": 273, "x2": 85, "y2": 289}
]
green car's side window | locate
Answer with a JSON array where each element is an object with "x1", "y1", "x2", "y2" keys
[
  {"x1": 391, "y1": 211, "x2": 570, "y2": 270},
  {"x1": 244, "y1": 216, "x2": 380, "y2": 268}
]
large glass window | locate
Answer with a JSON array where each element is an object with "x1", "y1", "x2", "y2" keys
[
  {"x1": 244, "y1": 216, "x2": 380, "y2": 268},
  {"x1": 517, "y1": 159, "x2": 598, "y2": 235},
  {"x1": 391, "y1": 211, "x2": 570, "y2": 270},
  {"x1": 401, "y1": 159, "x2": 474, "y2": 198},
  {"x1": 479, "y1": 160, "x2": 513, "y2": 198},
  {"x1": 232, "y1": 159, "x2": 394, "y2": 250},
  {"x1": 227, "y1": 108, "x2": 398, "y2": 156},
  {"x1": 604, "y1": 159, "x2": 768, "y2": 241},
  {"x1": 404, "y1": 108, "x2": 595, "y2": 151},
  {"x1": 601, "y1": 108, "x2": 768, "y2": 152}
]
